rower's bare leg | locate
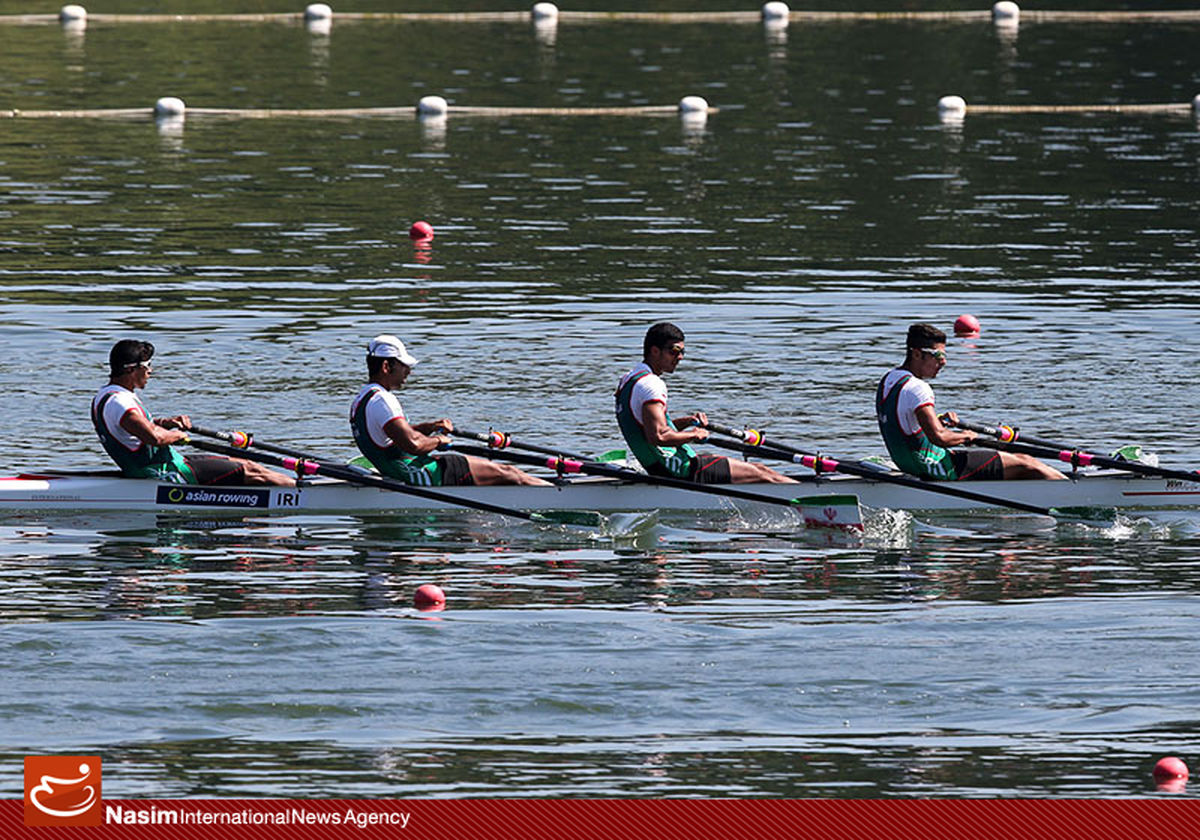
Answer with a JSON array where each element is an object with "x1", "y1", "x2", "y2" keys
[
  {"x1": 998, "y1": 452, "x2": 1067, "y2": 480},
  {"x1": 727, "y1": 459, "x2": 797, "y2": 484},
  {"x1": 240, "y1": 460, "x2": 296, "y2": 486},
  {"x1": 466, "y1": 455, "x2": 554, "y2": 486}
]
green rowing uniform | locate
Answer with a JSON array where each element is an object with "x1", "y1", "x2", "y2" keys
[
  {"x1": 615, "y1": 363, "x2": 696, "y2": 478},
  {"x1": 875, "y1": 368, "x2": 958, "y2": 480},
  {"x1": 349, "y1": 383, "x2": 447, "y2": 486},
  {"x1": 91, "y1": 384, "x2": 196, "y2": 483}
]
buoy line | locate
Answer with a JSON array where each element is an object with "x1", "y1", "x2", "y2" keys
[
  {"x1": 961, "y1": 103, "x2": 1192, "y2": 114},
  {"x1": 936, "y1": 94, "x2": 1199, "y2": 121},
  {"x1": 9, "y1": 4, "x2": 1200, "y2": 28},
  {"x1": 0, "y1": 97, "x2": 715, "y2": 121}
]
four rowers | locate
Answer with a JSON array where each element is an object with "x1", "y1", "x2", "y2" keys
[{"x1": 95, "y1": 323, "x2": 1065, "y2": 486}]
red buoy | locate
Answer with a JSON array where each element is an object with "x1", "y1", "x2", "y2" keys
[
  {"x1": 954, "y1": 313, "x2": 980, "y2": 337},
  {"x1": 1154, "y1": 756, "x2": 1188, "y2": 781},
  {"x1": 409, "y1": 220, "x2": 434, "y2": 241},
  {"x1": 413, "y1": 583, "x2": 445, "y2": 610}
]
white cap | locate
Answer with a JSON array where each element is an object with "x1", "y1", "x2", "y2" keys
[{"x1": 367, "y1": 334, "x2": 419, "y2": 366}]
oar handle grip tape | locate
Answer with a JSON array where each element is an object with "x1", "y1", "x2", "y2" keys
[
  {"x1": 487, "y1": 429, "x2": 511, "y2": 449},
  {"x1": 701, "y1": 421, "x2": 763, "y2": 446}
]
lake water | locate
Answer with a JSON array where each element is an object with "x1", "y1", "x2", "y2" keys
[{"x1": 1, "y1": 1, "x2": 1199, "y2": 798}]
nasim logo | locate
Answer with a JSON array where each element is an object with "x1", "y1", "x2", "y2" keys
[{"x1": 24, "y1": 756, "x2": 102, "y2": 826}]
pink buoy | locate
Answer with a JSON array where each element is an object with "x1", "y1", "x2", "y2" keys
[
  {"x1": 413, "y1": 583, "x2": 445, "y2": 610},
  {"x1": 954, "y1": 313, "x2": 981, "y2": 337},
  {"x1": 1154, "y1": 756, "x2": 1188, "y2": 781},
  {"x1": 409, "y1": 220, "x2": 434, "y2": 241}
]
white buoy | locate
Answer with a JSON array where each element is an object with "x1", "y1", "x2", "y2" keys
[
  {"x1": 154, "y1": 96, "x2": 186, "y2": 117},
  {"x1": 59, "y1": 4, "x2": 86, "y2": 22},
  {"x1": 680, "y1": 96, "x2": 709, "y2": 131},
  {"x1": 417, "y1": 96, "x2": 449, "y2": 117},
  {"x1": 937, "y1": 95, "x2": 967, "y2": 123},
  {"x1": 304, "y1": 3, "x2": 332, "y2": 21},
  {"x1": 992, "y1": 1, "x2": 1020, "y2": 26},
  {"x1": 531, "y1": 2, "x2": 558, "y2": 21},
  {"x1": 1192, "y1": 93, "x2": 1200, "y2": 113},
  {"x1": 762, "y1": 2, "x2": 789, "y2": 24}
]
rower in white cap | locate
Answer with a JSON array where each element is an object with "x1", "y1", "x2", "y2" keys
[{"x1": 349, "y1": 335, "x2": 551, "y2": 487}]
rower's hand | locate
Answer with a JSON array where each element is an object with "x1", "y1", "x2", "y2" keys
[
  {"x1": 434, "y1": 418, "x2": 454, "y2": 434},
  {"x1": 159, "y1": 414, "x2": 192, "y2": 431},
  {"x1": 163, "y1": 428, "x2": 190, "y2": 445},
  {"x1": 434, "y1": 434, "x2": 453, "y2": 450},
  {"x1": 691, "y1": 426, "x2": 710, "y2": 442},
  {"x1": 939, "y1": 411, "x2": 960, "y2": 429}
]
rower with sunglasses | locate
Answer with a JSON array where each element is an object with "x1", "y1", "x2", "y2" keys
[
  {"x1": 876, "y1": 323, "x2": 1065, "y2": 481},
  {"x1": 92, "y1": 339, "x2": 294, "y2": 486},
  {"x1": 615, "y1": 322, "x2": 795, "y2": 484}
]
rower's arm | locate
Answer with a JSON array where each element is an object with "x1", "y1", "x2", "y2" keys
[
  {"x1": 643, "y1": 401, "x2": 708, "y2": 447},
  {"x1": 383, "y1": 416, "x2": 450, "y2": 455},
  {"x1": 412, "y1": 418, "x2": 453, "y2": 436},
  {"x1": 915, "y1": 405, "x2": 975, "y2": 447},
  {"x1": 119, "y1": 409, "x2": 189, "y2": 447}
]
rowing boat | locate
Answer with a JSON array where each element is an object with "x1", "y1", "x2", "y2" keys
[{"x1": 2, "y1": 468, "x2": 1198, "y2": 515}]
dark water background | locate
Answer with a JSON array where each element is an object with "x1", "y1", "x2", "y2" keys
[{"x1": 1, "y1": 1, "x2": 1199, "y2": 797}]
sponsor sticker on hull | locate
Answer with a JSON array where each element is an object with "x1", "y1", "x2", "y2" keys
[{"x1": 156, "y1": 486, "x2": 270, "y2": 508}]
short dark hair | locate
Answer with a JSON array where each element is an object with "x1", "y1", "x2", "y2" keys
[
  {"x1": 643, "y1": 322, "x2": 685, "y2": 359},
  {"x1": 109, "y1": 339, "x2": 154, "y2": 376},
  {"x1": 906, "y1": 323, "x2": 946, "y2": 350},
  {"x1": 367, "y1": 356, "x2": 406, "y2": 377}
]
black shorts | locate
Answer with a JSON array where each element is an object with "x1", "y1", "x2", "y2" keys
[
  {"x1": 436, "y1": 453, "x2": 475, "y2": 487},
  {"x1": 184, "y1": 454, "x2": 249, "y2": 486},
  {"x1": 689, "y1": 453, "x2": 733, "y2": 485},
  {"x1": 950, "y1": 449, "x2": 1004, "y2": 481}
]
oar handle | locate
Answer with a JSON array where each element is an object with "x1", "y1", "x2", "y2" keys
[
  {"x1": 702, "y1": 421, "x2": 769, "y2": 448},
  {"x1": 191, "y1": 425, "x2": 254, "y2": 449},
  {"x1": 947, "y1": 417, "x2": 1021, "y2": 444}
]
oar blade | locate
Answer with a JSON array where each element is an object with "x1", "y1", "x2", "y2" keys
[
  {"x1": 531, "y1": 510, "x2": 607, "y2": 528},
  {"x1": 1049, "y1": 505, "x2": 1119, "y2": 526},
  {"x1": 794, "y1": 494, "x2": 864, "y2": 533}
]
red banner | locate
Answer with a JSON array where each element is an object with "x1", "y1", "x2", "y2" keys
[{"x1": 2, "y1": 798, "x2": 1199, "y2": 840}]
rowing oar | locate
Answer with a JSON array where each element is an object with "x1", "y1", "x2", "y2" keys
[
  {"x1": 701, "y1": 421, "x2": 1103, "y2": 519},
  {"x1": 950, "y1": 417, "x2": 1200, "y2": 483},
  {"x1": 183, "y1": 432, "x2": 599, "y2": 527},
  {"x1": 445, "y1": 440, "x2": 865, "y2": 532},
  {"x1": 453, "y1": 428, "x2": 593, "y2": 462}
]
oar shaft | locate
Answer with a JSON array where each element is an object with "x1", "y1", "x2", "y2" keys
[
  {"x1": 448, "y1": 442, "x2": 822, "y2": 510},
  {"x1": 191, "y1": 426, "x2": 309, "y2": 460},
  {"x1": 704, "y1": 430, "x2": 1056, "y2": 515},
  {"x1": 453, "y1": 428, "x2": 591, "y2": 462},
  {"x1": 954, "y1": 418, "x2": 1200, "y2": 483},
  {"x1": 185, "y1": 436, "x2": 543, "y2": 522}
]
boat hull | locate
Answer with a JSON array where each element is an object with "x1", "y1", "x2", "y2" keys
[{"x1": 2, "y1": 470, "x2": 1199, "y2": 514}]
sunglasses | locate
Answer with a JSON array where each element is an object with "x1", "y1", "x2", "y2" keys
[
  {"x1": 125, "y1": 360, "x2": 153, "y2": 372},
  {"x1": 918, "y1": 348, "x2": 947, "y2": 362},
  {"x1": 663, "y1": 345, "x2": 685, "y2": 358}
]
